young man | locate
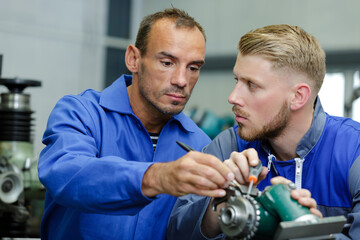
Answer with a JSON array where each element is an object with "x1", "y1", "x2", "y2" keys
[
  {"x1": 168, "y1": 25, "x2": 360, "y2": 239},
  {"x1": 38, "y1": 8, "x2": 234, "y2": 240}
]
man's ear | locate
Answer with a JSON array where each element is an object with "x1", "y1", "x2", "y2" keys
[
  {"x1": 290, "y1": 83, "x2": 312, "y2": 111},
  {"x1": 125, "y1": 44, "x2": 141, "y2": 73}
]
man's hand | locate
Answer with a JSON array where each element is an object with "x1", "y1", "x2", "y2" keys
[
  {"x1": 224, "y1": 149, "x2": 268, "y2": 185},
  {"x1": 142, "y1": 151, "x2": 234, "y2": 198},
  {"x1": 271, "y1": 176, "x2": 323, "y2": 218},
  {"x1": 201, "y1": 148, "x2": 268, "y2": 238}
]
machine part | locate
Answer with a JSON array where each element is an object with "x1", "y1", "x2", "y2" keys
[
  {"x1": 0, "y1": 170, "x2": 23, "y2": 204},
  {"x1": 0, "y1": 142, "x2": 34, "y2": 177},
  {"x1": 273, "y1": 216, "x2": 346, "y2": 240},
  {"x1": 257, "y1": 183, "x2": 319, "y2": 223},
  {"x1": 0, "y1": 58, "x2": 44, "y2": 237},
  {"x1": 0, "y1": 78, "x2": 41, "y2": 142},
  {"x1": 214, "y1": 183, "x2": 347, "y2": 239},
  {"x1": 187, "y1": 107, "x2": 235, "y2": 139},
  {"x1": 218, "y1": 194, "x2": 260, "y2": 239},
  {"x1": 0, "y1": 78, "x2": 41, "y2": 94},
  {"x1": 0, "y1": 200, "x2": 29, "y2": 223},
  {"x1": 0, "y1": 158, "x2": 23, "y2": 204}
]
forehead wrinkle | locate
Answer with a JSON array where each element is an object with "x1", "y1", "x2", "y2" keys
[{"x1": 148, "y1": 20, "x2": 205, "y2": 65}]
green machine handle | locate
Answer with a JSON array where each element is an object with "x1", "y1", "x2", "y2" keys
[
  {"x1": 255, "y1": 183, "x2": 319, "y2": 238},
  {"x1": 257, "y1": 183, "x2": 317, "y2": 222}
]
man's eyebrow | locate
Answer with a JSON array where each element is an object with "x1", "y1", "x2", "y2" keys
[
  {"x1": 157, "y1": 51, "x2": 205, "y2": 66},
  {"x1": 234, "y1": 72, "x2": 256, "y2": 82},
  {"x1": 157, "y1": 51, "x2": 177, "y2": 60},
  {"x1": 191, "y1": 60, "x2": 205, "y2": 66}
]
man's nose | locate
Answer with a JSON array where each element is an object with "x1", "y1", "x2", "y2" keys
[
  {"x1": 171, "y1": 67, "x2": 187, "y2": 88},
  {"x1": 228, "y1": 83, "x2": 245, "y2": 106}
]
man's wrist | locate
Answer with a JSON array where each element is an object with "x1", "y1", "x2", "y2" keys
[
  {"x1": 201, "y1": 198, "x2": 222, "y2": 238},
  {"x1": 142, "y1": 163, "x2": 163, "y2": 197}
]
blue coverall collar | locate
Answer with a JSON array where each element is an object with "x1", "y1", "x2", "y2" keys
[{"x1": 295, "y1": 97, "x2": 326, "y2": 158}]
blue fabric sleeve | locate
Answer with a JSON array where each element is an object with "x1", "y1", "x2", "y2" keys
[
  {"x1": 167, "y1": 195, "x2": 224, "y2": 240},
  {"x1": 346, "y1": 155, "x2": 360, "y2": 239},
  {"x1": 38, "y1": 96, "x2": 154, "y2": 215}
]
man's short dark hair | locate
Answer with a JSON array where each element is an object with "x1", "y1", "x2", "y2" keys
[{"x1": 135, "y1": 8, "x2": 206, "y2": 56}]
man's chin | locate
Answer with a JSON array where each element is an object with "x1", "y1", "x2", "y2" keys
[
  {"x1": 158, "y1": 105, "x2": 184, "y2": 116},
  {"x1": 237, "y1": 126, "x2": 260, "y2": 142}
]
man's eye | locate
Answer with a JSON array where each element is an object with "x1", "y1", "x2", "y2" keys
[
  {"x1": 248, "y1": 81, "x2": 257, "y2": 89},
  {"x1": 161, "y1": 61, "x2": 173, "y2": 67},
  {"x1": 189, "y1": 66, "x2": 200, "y2": 72}
]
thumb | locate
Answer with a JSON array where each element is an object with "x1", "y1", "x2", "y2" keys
[
  {"x1": 257, "y1": 167, "x2": 268, "y2": 183},
  {"x1": 270, "y1": 176, "x2": 292, "y2": 185}
]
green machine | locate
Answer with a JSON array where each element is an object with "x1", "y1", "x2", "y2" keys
[
  {"x1": 0, "y1": 55, "x2": 45, "y2": 237},
  {"x1": 187, "y1": 107, "x2": 235, "y2": 139},
  {"x1": 212, "y1": 183, "x2": 347, "y2": 240}
]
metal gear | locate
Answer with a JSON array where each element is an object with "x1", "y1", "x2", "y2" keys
[{"x1": 218, "y1": 194, "x2": 261, "y2": 240}]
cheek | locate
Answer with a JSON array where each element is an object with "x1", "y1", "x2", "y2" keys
[
  {"x1": 185, "y1": 73, "x2": 199, "y2": 89},
  {"x1": 145, "y1": 61, "x2": 168, "y2": 79},
  {"x1": 251, "y1": 97, "x2": 278, "y2": 121},
  {"x1": 147, "y1": 72, "x2": 166, "y2": 89},
  {"x1": 189, "y1": 77, "x2": 198, "y2": 88}
]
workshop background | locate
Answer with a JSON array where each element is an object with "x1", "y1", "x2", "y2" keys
[
  {"x1": 0, "y1": 0, "x2": 360, "y2": 237},
  {"x1": 1, "y1": 0, "x2": 360, "y2": 155}
]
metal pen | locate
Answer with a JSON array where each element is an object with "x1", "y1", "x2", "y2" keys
[{"x1": 176, "y1": 141, "x2": 195, "y2": 152}]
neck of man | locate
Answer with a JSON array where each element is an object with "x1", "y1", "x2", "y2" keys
[
  {"x1": 268, "y1": 105, "x2": 314, "y2": 161},
  {"x1": 127, "y1": 84, "x2": 171, "y2": 134}
]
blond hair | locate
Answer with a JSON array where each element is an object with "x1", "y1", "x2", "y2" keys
[{"x1": 238, "y1": 24, "x2": 326, "y2": 96}]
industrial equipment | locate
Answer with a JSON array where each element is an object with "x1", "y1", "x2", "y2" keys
[
  {"x1": 187, "y1": 107, "x2": 235, "y2": 139},
  {"x1": 212, "y1": 183, "x2": 347, "y2": 240},
  {"x1": 0, "y1": 55, "x2": 45, "y2": 237}
]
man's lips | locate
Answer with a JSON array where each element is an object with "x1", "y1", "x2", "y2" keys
[
  {"x1": 166, "y1": 93, "x2": 186, "y2": 101},
  {"x1": 234, "y1": 113, "x2": 247, "y2": 123},
  {"x1": 233, "y1": 108, "x2": 249, "y2": 123}
]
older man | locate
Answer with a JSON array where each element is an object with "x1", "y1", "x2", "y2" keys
[{"x1": 38, "y1": 8, "x2": 234, "y2": 240}]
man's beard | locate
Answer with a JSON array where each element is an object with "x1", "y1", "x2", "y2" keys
[
  {"x1": 138, "y1": 63, "x2": 188, "y2": 116},
  {"x1": 236, "y1": 100, "x2": 290, "y2": 141}
]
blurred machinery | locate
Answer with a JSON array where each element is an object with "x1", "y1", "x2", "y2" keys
[
  {"x1": 187, "y1": 107, "x2": 235, "y2": 139},
  {"x1": 345, "y1": 86, "x2": 360, "y2": 117},
  {"x1": 213, "y1": 183, "x2": 347, "y2": 240},
  {"x1": 0, "y1": 55, "x2": 45, "y2": 238}
]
